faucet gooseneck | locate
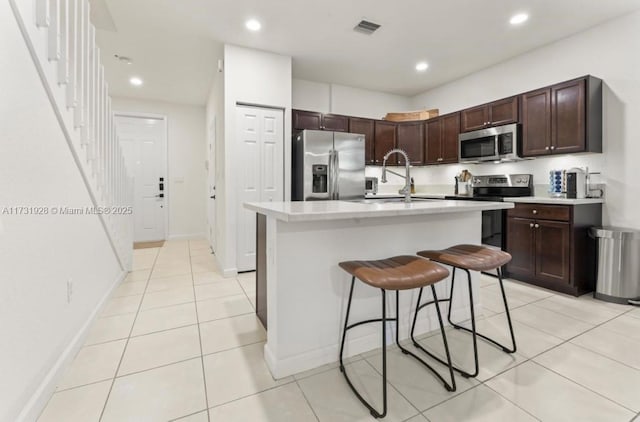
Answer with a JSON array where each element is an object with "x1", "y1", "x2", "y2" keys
[{"x1": 381, "y1": 149, "x2": 412, "y2": 203}]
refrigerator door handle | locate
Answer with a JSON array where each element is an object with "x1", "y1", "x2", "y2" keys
[
  {"x1": 327, "y1": 150, "x2": 334, "y2": 199},
  {"x1": 334, "y1": 150, "x2": 340, "y2": 199}
]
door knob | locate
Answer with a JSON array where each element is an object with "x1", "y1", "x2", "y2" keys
[
  {"x1": 529, "y1": 223, "x2": 534, "y2": 228},
  {"x1": 534, "y1": 224, "x2": 540, "y2": 228}
]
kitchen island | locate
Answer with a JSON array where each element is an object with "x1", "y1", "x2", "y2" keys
[{"x1": 244, "y1": 199, "x2": 514, "y2": 378}]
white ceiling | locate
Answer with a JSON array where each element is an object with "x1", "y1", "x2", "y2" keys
[{"x1": 95, "y1": 0, "x2": 640, "y2": 105}]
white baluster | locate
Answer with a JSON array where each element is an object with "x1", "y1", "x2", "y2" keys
[
  {"x1": 57, "y1": 0, "x2": 68, "y2": 84},
  {"x1": 74, "y1": 0, "x2": 85, "y2": 129},
  {"x1": 92, "y1": 45, "x2": 100, "y2": 167},
  {"x1": 85, "y1": 25, "x2": 95, "y2": 157},
  {"x1": 48, "y1": 0, "x2": 61, "y2": 61},
  {"x1": 66, "y1": 0, "x2": 77, "y2": 108},
  {"x1": 36, "y1": 0, "x2": 50, "y2": 27}
]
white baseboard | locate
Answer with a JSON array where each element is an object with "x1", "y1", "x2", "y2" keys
[
  {"x1": 264, "y1": 307, "x2": 472, "y2": 379},
  {"x1": 17, "y1": 270, "x2": 127, "y2": 422},
  {"x1": 222, "y1": 267, "x2": 238, "y2": 278},
  {"x1": 167, "y1": 232, "x2": 206, "y2": 241}
]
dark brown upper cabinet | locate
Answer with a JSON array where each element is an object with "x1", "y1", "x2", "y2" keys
[
  {"x1": 322, "y1": 114, "x2": 349, "y2": 132},
  {"x1": 397, "y1": 122, "x2": 425, "y2": 165},
  {"x1": 292, "y1": 109, "x2": 349, "y2": 132},
  {"x1": 349, "y1": 117, "x2": 375, "y2": 165},
  {"x1": 460, "y1": 96, "x2": 519, "y2": 132},
  {"x1": 522, "y1": 88, "x2": 552, "y2": 156},
  {"x1": 521, "y1": 76, "x2": 602, "y2": 157},
  {"x1": 374, "y1": 121, "x2": 397, "y2": 165},
  {"x1": 425, "y1": 112, "x2": 460, "y2": 164},
  {"x1": 292, "y1": 110, "x2": 322, "y2": 130}
]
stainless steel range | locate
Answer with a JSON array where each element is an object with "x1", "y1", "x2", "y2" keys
[{"x1": 445, "y1": 174, "x2": 533, "y2": 250}]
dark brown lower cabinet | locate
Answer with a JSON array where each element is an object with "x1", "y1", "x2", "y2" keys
[{"x1": 505, "y1": 203, "x2": 601, "y2": 296}]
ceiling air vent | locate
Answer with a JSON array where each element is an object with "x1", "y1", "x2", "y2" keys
[{"x1": 354, "y1": 20, "x2": 381, "y2": 35}]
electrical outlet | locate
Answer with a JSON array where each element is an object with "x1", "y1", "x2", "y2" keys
[{"x1": 66, "y1": 279, "x2": 73, "y2": 304}]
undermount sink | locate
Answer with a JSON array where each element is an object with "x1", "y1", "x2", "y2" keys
[{"x1": 346, "y1": 197, "x2": 438, "y2": 204}]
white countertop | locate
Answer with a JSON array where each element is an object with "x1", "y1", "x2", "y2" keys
[
  {"x1": 366, "y1": 193, "x2": 448, "y2": 199},
  {"x1": 505, "y1": 197, "x2": 605, "y2": 205},
  {"x1": 245, "y1": 199, "x2": 513, "y2": 222}
]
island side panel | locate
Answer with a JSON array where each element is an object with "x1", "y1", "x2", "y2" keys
[
  {"x1": 256, "y1": 213, "x2": 267, "y2": 328},
  {"x1": 264, "y1": 212, "x2": 483, "y2": 379}
]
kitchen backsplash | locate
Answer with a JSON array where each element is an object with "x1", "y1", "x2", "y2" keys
[{"x1": 366, "y1": 153, "x2": 606, "y2": 197}]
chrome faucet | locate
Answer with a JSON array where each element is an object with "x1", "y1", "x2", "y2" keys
[{"x1": 381, "y1": 149, "x2": 412, "y2": 203}]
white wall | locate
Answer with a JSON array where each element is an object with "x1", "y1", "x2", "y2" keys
[
  {"x1": 205, "y1": 51, "x2": 225, "y2": 262},
  {"x1": 217, "y1": 45, "x2": 292, "y2": 275},
  {"x1": 0, "y1": 5, "x2": 123, "y2": 421},
  {"x1": 406, "y1": 11, "x2": 640, "y2": 228},
  {"x1": 292, "y1": 78, "x2": 413, "y2": 119},
  {"x1": 112, "y1": 97, "x2": 207, "y2": 239}
]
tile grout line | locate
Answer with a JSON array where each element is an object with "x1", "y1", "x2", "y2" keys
[
  {"x1": 98, "y1": 247, "x2": 161, "y2": 422},
  {"x1": 293, "y1": 379, "x2": 321, "y2": 422},
  {"x1": 362, "y1": 355, "x2": 424, "y2": 418},
  {"x1": 187, "y1": 241, "x2": 212, "y2": 422},
  {"x1": 205, "y1": 378, "x2": 298, "y2": 412},
  {"x1": 472, "y1": 302, "x2": 640, "y2": 419},
  {"x1": 525, "y1": 360, "x2": 638, "y2": 415}
]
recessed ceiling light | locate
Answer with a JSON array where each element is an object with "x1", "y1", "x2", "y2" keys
[
  {"x1": 510, "y1": 13, "x2": 529, "y2": 25},
  {"x1": 245, "y1": 19, "x2": 261, "y2": 31},
  {"x1": 415, "y1": 62, "x2": 429, "y2": 72},
  {"x1": 129, "y1": 77, "x2": 143, "y2": 86}
]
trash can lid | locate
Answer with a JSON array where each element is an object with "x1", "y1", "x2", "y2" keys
[{"x1": 589, "y1": 226, "x2": 640, "y2": 239}]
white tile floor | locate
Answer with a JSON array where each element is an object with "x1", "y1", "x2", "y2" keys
[{"x1": 37, "y1": 239, "x2": 640, "y2": 421}]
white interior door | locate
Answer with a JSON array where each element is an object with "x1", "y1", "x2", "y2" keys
[
  {"x1": 207, "y1": 117, "x2": 217, "y2": 253},
  {"x1": 115, "y1": 114, "x2": 167, "y2": 242},
  {"x1": 236, "y1": 105, "x2": 284, "y2": 272}
]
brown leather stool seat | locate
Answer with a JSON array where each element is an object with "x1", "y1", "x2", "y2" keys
[
  {"x1": 338, "y1": 255, "x2": 456, "y2": 418},
  {"x1": 417, "y1": 244, "x2": 512, "y2": 271},
  {"x1": 411, "y1": 244, "x2": 517, "y2": 379},
  {"x1": 339, "y1": 255, "x2": 449, "y2": 290}
]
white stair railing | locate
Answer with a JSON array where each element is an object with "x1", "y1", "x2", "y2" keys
[{"x1": 10, "y1": 0, "x2": 134, "y2": 270}]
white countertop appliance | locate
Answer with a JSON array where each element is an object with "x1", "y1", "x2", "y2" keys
[{"x1": 566, "y1": 167, "x2": 587, "y2": 199}]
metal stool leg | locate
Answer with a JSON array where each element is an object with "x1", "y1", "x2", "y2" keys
[
  {"x1": 339, "y1": 277, "x2": 388, "y2": 418},
  {"x1": 410, "y1": 269, "x2": 478, "y2": 379},
  {"x1": 447, "y1": 268, "x2": 517, "y2": 353},
  {"x1": 496, "y1": 267, "x2": 517, "y2": 353},
  {"x1": 397, "y1": 289, "x2": 456, "y2": 392}
]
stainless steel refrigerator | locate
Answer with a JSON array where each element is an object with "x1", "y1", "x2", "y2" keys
[{"x1": 292, "y1": 130, "x2": 365, "y2": 201}]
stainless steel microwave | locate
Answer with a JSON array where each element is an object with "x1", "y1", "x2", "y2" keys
[{"x1": 458, "y1": 123, "x2": 522, "y2": 163}]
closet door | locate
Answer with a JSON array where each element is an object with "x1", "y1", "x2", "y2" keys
[{"x1": 236, "y1": 106, "x2": 284, "y2": 271}]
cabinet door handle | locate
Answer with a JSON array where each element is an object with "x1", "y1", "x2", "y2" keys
[
  {"x1": 532, "y1": 209, "x2": 538, "y2": 214},
  {"x1": 545, "y1": 146, "x2": 550, "y2": 151},
  {"x1": 437, "y1": 157, "x2": 443, "y2": 162},
  {"x1": 550, "y1": 145, "x2": 556, "y2": 150},
  {"x1": 534, "y1": 223, "x2": 540, "y2": 228},
  {"x1": 529, "y1": 223, "x2": 534, "y2": 228}
]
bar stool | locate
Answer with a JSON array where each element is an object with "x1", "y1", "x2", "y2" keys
[
  {"x1": 339, "y1": 255, "x2": 455, "y2": 419},
  {"x1": 412, "y1": 245, "x2": 516, "y2": 379}
]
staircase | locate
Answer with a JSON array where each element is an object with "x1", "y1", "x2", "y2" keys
[{"x1": 9, "y1": 0, "x2": 133, "y2": 270}]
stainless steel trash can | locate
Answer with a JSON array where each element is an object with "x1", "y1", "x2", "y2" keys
[{"x1": 589, "y1": 227, "x2": 640, "y2": 304}]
